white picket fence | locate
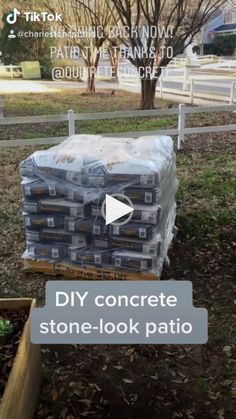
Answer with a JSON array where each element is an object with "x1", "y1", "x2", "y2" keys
[
  {"x1": 0, "y1": 65, "x2": 22, "y2": 78},
  {"x1": 189, "y1": 80, "x2": 236, "y2": 105},
  {"x1": 158, "y1": 76, "x2": 236, "y2": 105},
  {"x1": 170, "y1": 55, "x2": 216, "y2": 66},
  {"x1": 218, "y1": 59, "x2": 236, "y2": 69},
  {"x1": 0, "y1": 104, "x2": 236, "y2": 150}
]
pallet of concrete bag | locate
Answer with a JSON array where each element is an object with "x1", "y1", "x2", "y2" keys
[{"x1": 20, "y1": 134, "x2": 178, "y2": 279}]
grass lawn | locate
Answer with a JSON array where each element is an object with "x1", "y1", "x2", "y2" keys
[
  {"x1": 1, "y1": 89, "x2": 236, "y2": 143},
  {"x1": 2, "y1": 89, "x2": 172, "y2": 115},
  {"x1": 0, "y1": 89, "x2": 176, "y2": 140}
]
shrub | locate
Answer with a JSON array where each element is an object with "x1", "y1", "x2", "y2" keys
[{"x1": 214, "y1": 33, "x2": 236, "y2": 56}]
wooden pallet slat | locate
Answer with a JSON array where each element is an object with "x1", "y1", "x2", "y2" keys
[{"x1": 0, "y1": 299, "x2": 41, "y2": 419}]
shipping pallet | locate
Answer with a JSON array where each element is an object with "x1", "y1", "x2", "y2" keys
[
  {"x1": 23, "y1": 259, "x2": 160, "y2": 281},
  {"x1": 0, "y1": 299, "x2": 41, "y2": 419}
]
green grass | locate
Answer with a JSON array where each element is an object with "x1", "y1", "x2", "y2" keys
[
  {"x1": 74, "y1": 117, "x2": 174, "y2": 135},
  {"x1": 2, "y1": 89, "x2": 171, "y2": 116},
  {"x1": 1, "y1": 88, "x2": 234, "y2": 142},
  {"x1": 0, "y1": 89, "x2": 176, "y2": 141},
  {"x1": 0, "y1": 116, "x2": 175, "y2": 141},
  {"x1": 176, "y1": 153, "x2": 236, "y2": 245}
]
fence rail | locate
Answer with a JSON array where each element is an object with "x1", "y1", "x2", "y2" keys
[
  {"x1": 120, "y1": 72, "x2": 236, "y2": 105},
  {"x1": 0, "y1": 114, "x2": 68, "y2": 125},
  {"x1": 0, "y1": 65, "x2": 22, "y2": 79},
  {"x1": 0, "y1": 104, "x2": 236, "y2": 150},
  {"x1": 157, "y1": 72, "x2": 236, "y2": 105},
  {"x1": 188, "y1": 80, "x2": 236, "y2": 105},
  {"x1": 170, "y1": 55, "x2": 216, "y2": 66}
]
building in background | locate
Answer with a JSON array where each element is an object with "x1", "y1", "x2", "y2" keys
[{"x1": 201, "y1": 0, "x2": 236, "y2": 53}]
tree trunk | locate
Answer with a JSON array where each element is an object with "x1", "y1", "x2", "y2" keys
[
  {"x1": 140, "y1": 78, "x2": 157, "y2": 110},
  {"x1": 108, "y1": 47, "x2": 119, "y2": 81},
  {"x1": 86, "y1": 67, "x2": 96, "y2": 94},
  {"x1": 111, "y1": 63, "x2": 118, "y2": 80},
  {"x1": 84, "y1": 46, "x2": 101, "y2": 94}
]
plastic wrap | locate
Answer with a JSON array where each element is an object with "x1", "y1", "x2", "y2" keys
[{"x1": 21, "y1": 134, "x2": 178, "y2": 277}]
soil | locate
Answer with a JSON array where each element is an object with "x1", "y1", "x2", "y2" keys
[{"x1": 0, "y1": 309, "x2": 29, "y2": 399}]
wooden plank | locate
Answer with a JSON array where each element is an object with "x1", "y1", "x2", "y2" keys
[
  {"x1": 0, "y1": 298, "x2": 33, "y2": 310},
  {"x1": 0, "y1": 299, "x2": 41, "y2": 419},
  {"x1": 74, "y1": 108, "x2": 179, "y2": 120},
  {"x1": 23, "y1": 259, "x2": 160, "y2": 281},
  {"x1": 0, "y1": 137, "x2": 67, "y2": 148},
  {"x1": 0, "y1": 129, "x2": 179, "y2": 148},
  {"x1": 184, "y1": 104, "x2": 236, "y2": 114},
  {"x1": 192, "y1": 80, "x2": 232, "y2": 88},
  {"x1": 103, "y1": 129, "x2": 179, "y2": 138},
  {"x1": 0, "y1": 109, "x2": 178, "y2": 127},
  {"x1": 0, "y1": 114, "x2": 68, "y2": 125},
  {"x1": 184, "y1": 124, "x2": 236, "y2": 135}
]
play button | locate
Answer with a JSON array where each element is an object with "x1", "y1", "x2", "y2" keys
[{"x1": 101, "y1": 194, "x2": 134, "y2": 226}]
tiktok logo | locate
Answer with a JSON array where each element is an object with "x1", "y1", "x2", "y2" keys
[{"x1": 6, "y1": 8, "x2": 21, "y2": 24}]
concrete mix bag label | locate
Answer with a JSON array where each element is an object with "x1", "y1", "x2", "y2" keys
[{"x1": 20, "y1": 134, "x2": 178, "y2": 276}]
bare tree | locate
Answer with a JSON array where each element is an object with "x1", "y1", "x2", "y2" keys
[
  {"x1": 107, "y1": 38, "x2": 122, "y2": 80},
  {"x1": 109, "y1": 0, "x2": 227, "y2": 109},
  {"x1": 45, "y1": 0, "x2": 115, "y2": 94}
]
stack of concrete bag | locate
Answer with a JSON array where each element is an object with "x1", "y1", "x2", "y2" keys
[{"x1": 20, "y1": 134, "x2": 178, "y2": 276}]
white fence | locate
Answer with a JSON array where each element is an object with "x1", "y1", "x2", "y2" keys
[
  {"x1": 170, "y1": 55, "x2": 216, "y2": 67},
  {"x1": 218, "y1": 59, "x2": 236, "y2": 69},
  {"x1": 158, "y1": 76, "x2": 236, "y2": 105},
  {"x1": 120, "y1": 70, "x2": 236, "y2": 105},
  {"x1": 189, "y1": 80, "x2": 236, "y2": 105},
  {"x1": 0, "y1": 65, "x2": 22, "y2": 78},
  {"x1": 0, "y1": 104, "x2": 236, "y2": 151}
]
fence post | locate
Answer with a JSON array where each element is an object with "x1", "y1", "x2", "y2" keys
[
  {"x1": 10, "y1": 65, "x2": 14, "y2": 79},
  {"x1": 230, "y1": 83, "x2": 235, "y2": 105},
  {"x1": 68, "y1": 109, "x2": 75, "y2": 136},
  {"x1": 0, "y1": 95, "x2": 3, "y2": 119},
  {"x1": 190, "y1": 79, "x2": 194, "y2": 105},
  {"x1": 183, "y1": 66, "x2": 189, "y2": 90},
  {"x1": 177, "y1": 104, "x2": 186, "y2": 150}
]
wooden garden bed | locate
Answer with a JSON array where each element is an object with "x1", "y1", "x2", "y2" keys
[{"x1": 0, "y1": 299, "x2": 41, "y2": 419}]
